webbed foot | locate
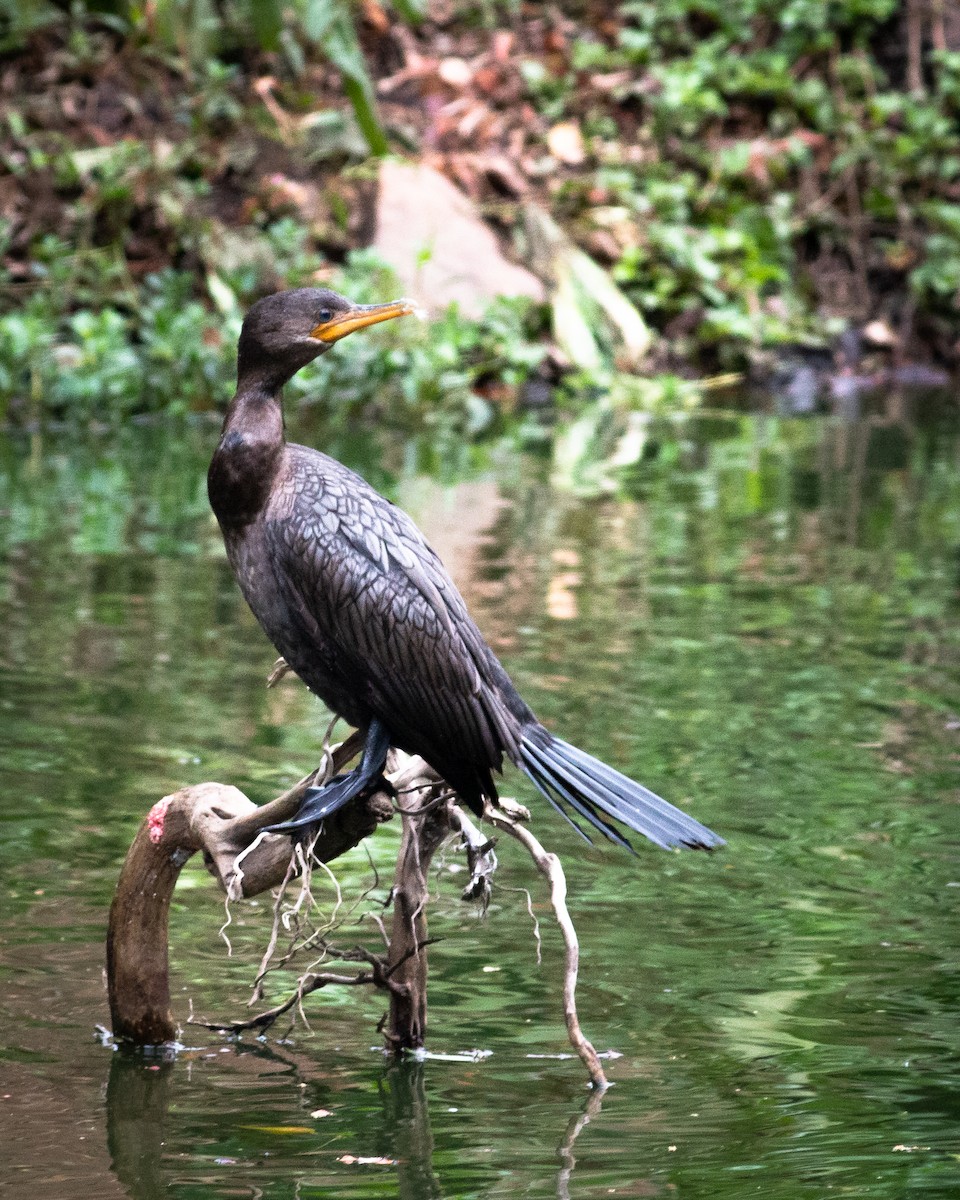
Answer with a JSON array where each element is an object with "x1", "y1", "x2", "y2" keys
[{"x1": 265, "y1": 718, "x2": 392, "y2": 837}]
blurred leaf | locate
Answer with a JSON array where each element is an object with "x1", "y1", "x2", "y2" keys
[
  {"x1": 552, "y1": 261, "x2": 602, "y2": 371},
  {"x1": 249, "y1": 0, "x2": 283, "y2": 49},
  {"x1": 299, "y1": 0, "x2": 387, "y2": 155},
  {"x1": 386, "y1": 0, "x2": 425, "y2": 21},
  {"x1": 525, "y1": 204, "x2": 652, "y2": 370},
  {"x1": 206, "y1": 271, "x2": 240, "y2": 318}
]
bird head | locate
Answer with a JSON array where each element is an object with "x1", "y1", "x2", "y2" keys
[{"x1": 237, "y1": 288, "x2": 416, "y2": 387}]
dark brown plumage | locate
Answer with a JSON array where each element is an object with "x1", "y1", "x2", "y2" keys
[{"x1": 208, "y1": 288, "x2": 723, "y2": 852}]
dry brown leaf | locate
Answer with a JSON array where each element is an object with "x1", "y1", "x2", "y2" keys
[
  {"x1": 473, "y1": 65, "x2": 501, "y2": 95},
  {"x1": 546, "y1": 571, "x2": 580, "y2": 620},
  {"x1": 480, "y1": 153, "x2": 528, "y2": 197},
  {"x1": 862, "y1": 318, "x2": 899, "y2": 347},
  {"x1": 457, "y1": 102, "x2": 491, "y2": 140},
  {"x1": 492, "y1": 30, "x2": 514, "y2": 61},
  {"x1": 361, "y1": 0, "x2": 390, "y2": 33}
]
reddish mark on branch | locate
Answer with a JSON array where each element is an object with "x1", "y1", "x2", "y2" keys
[{"x1": 147, "y1": 797, "x2": 172, "y2": 844}]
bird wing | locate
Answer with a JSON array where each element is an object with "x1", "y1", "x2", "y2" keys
[{"x1": 262, "y1": 446, "x2": 520, "y2": 797}]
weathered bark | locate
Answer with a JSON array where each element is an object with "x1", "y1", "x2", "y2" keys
[
  {"x1": 383, "y1": 769, "x2": 453, "y2": 1051},
  {"x1": 106, "y1": 817, "x2": 187, "y2": 1046},
  {"x1": 106, "y1": 738, "x2": 393, "y2": 1045}
]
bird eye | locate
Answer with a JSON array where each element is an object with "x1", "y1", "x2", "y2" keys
[{"x1": 318, "y1": 308, "x2": 332, "y2": 323}]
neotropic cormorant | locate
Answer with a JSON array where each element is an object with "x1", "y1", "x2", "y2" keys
[{"x1": 208, "y1": 288, "x2": 723, "y2": 852}]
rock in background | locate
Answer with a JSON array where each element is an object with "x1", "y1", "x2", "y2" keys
[{"x1": 373, "y1": 161, "x2": 544, "y2": 317}]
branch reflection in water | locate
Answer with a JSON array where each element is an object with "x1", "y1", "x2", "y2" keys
[{"x1": 105, "y1": 1044, "x2": 608, "y2": 1199}]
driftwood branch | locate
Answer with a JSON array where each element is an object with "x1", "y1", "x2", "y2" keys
[
  {"x1": 192, "y1": 940, "x2": 445, "y2": 1037},
  {"x1": 106, "y1": 735, "x2": 392, "y2": 1045},
  {"x1": 380, "y1": 766, "x2": 607, "y2": 1084},
  {"x1": 107, "y1": 713, "x2": 611, "y2": 1085}
]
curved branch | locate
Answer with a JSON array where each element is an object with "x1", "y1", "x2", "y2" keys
[
  {"x1": 484, "y1": 803, "x2": 610, "y2": 1092},
  {"x1": 107, "y1": 736, "x2": 612, "y2": 1092},
  {"x1": 106, "y1": 736, "x2": 392, "y2": 1045}
]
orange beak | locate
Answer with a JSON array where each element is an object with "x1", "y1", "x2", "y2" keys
[{"x1": 310, "y1": 299, "x2": 417, "y2": 343}]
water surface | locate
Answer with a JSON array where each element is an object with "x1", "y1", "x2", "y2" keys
[{"x1": 1, "y1": 391, "x2": 959, "y2": 1198}]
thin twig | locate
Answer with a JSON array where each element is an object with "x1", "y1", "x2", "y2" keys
[
  {"x1": 485, "y1": 804, "x2": 610, "y2": 1092},
  {"x1": 501, "y1": 885, "x2": 541, "y2": 964},
  {"x1": 192, "y1": 969, "x2": 379, "y2": 1035},
  {"x1": 250, "y1": 852, "x2": 300, "y2": 1002}
]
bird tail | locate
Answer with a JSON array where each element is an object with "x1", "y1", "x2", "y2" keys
[{"x1": 519, "y1": 730, "x2": 724, "y2": 852}]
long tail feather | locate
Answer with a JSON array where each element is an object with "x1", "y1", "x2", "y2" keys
[{"x1": 519, "y1": 731, "x2": 724, "y2": 852}]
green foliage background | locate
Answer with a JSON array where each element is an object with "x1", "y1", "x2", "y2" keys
[{"x1": 0, "y1": 0, "x2": 957, "y2": 430}]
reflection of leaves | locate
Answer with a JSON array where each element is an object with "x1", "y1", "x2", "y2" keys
[
  {"x1": 551, "y1": 379, "x2": 703, "y2": 497},
  {"x1": 0, "y1": 427, "x2": 213, "y2": 559},
  {"x1": 71, "y1": 462, "x2": 134, "y2": 556},
  {"x1": 719, "y1": 987, "x2": 819, "y2": 1061},
  {"x1": 2, "y1": 402, "x2": 960, "y2": 1166}
]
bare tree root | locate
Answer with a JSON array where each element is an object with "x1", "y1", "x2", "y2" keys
[
  {"x1": 203, "y1": 752, "x2": 450, "y2": 1045},
  {"x1": 196, "y1": 966, "x2": 384, "y2": 1035},
  {"x1": 190, "y1": 940, "x2": 435, "y2": 1037}
]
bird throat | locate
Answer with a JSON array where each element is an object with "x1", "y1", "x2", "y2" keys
[{"x1": 208, "y1": 387, "x2": 285, "y2": 529}]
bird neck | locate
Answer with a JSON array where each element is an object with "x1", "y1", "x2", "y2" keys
[
  {"x1": 208, "y1": 382, "x2": 285, "y2": 530},
  {"x1": 221, "y1": 378, "x2": 286, "y2": 441}
]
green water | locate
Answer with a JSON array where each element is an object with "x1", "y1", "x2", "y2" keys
[{"x1": 1, "y1": 393, "x2": 959, "y2": 1199}]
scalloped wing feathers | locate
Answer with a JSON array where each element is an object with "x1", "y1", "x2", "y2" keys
[{"x1": 262, "y1": 445, "x2": 529, "y2": 808}]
